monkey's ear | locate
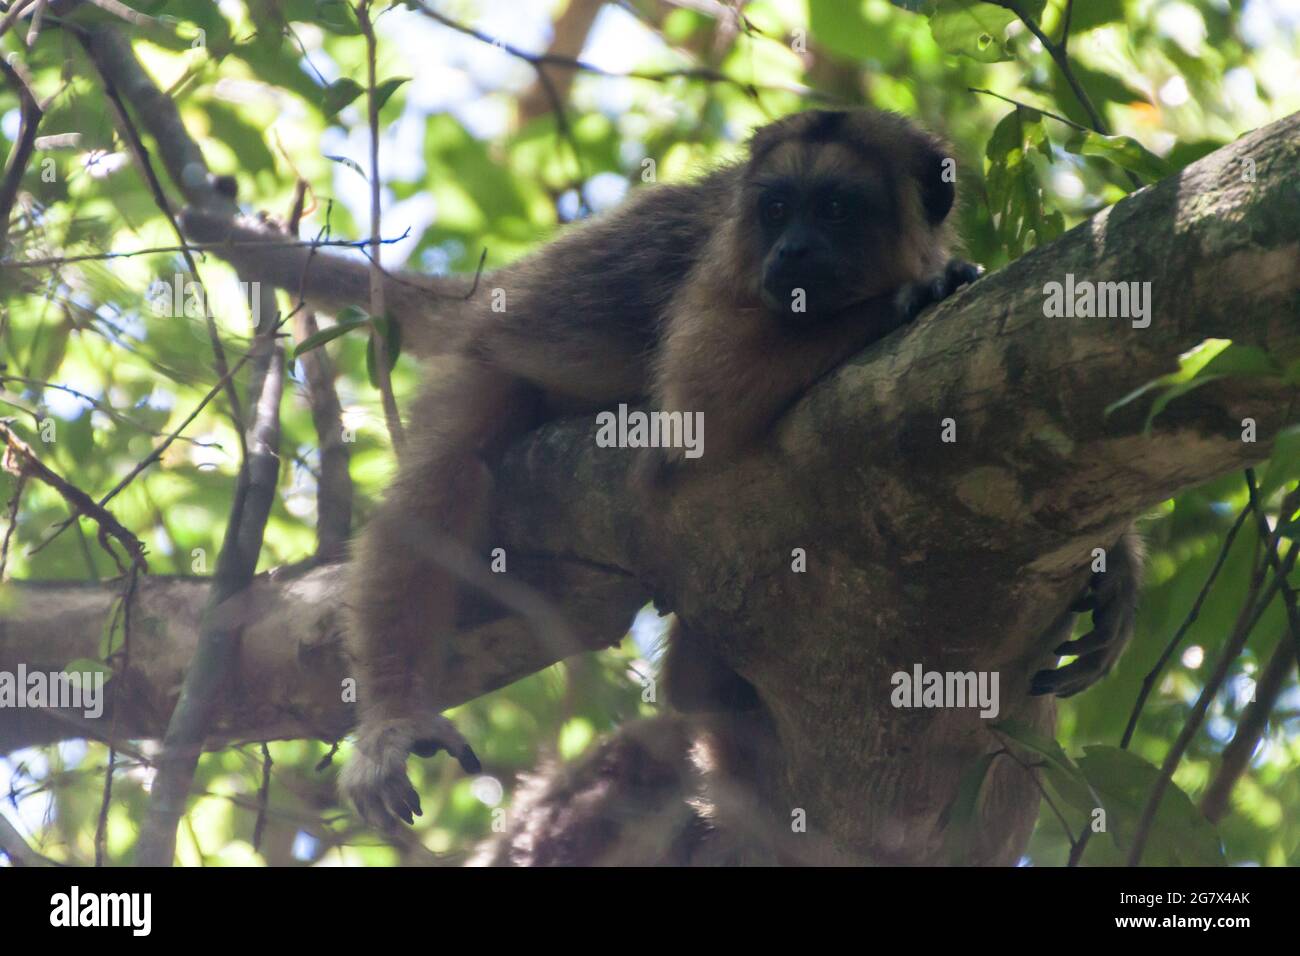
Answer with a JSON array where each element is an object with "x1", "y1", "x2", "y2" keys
[{"x1": 915, "y1": 141, "x2": 956, "y2": 224}]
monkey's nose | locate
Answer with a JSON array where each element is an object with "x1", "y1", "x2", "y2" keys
[{"x1": 778, "y1": 241, "x2": 810, "y2": 261}]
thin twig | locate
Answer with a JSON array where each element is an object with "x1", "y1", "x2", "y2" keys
[
  {"x1": 1, "y1": 374, "x2": 222, "y2": 448},
  {"x1": 0, "y1": 421, "x2": 147, "y2": 571},
  {"x1": 0, "y1": 810, "x2": 60, "y2": 866},
  {"x1": 0, "y1": 0, "x2": 36, "y2": 40},
  {"x1": 1200, "y1": 633, "x2": 1296, "y2": 823},
  {"x1": 0, "y1": 231, "x2": 413, "y2": 269},
  {"x1": 95, "y1": 565, "x2": 138, "y2": 866},
  {"x1": 1120, "y1": 504, "x2": 1253, "y2": 749},
  {"x1": 1126, "y1": 542, "x2": 1298, "y2": 865},
  {"x1": 995, "y1": 1, "x2": 1144, "y2": 189},
  {"x1": 75, "y1": 25, "x2": 246, "y2": 441},
  {"x1": 1245, "y1": 472, "x2": 1300, "y2": 655},
  {"x1": 968, "y1": 87, "x2": 1090, "y2": 133},
  {"x1": 285, "y1": 181, "x2": 352, "y2": 560},
  {"x1": 357, "y1": 0, "x2": 405, "y2": 453},
  {"x1": 410, "y1": 0, "x2": 834, "y2": 104},
  {"x1": 252, "y1": 742, "x2": 273, "y2": 853},
  {"x1": 0, "y1": 54, "x2": 43, "y2": 254},
  {"x1": 0, "y1": 472, "x2": 26, "y2": 580},
  {"x1": 134, "y1": 303, "x2": 285, "y2": 866},
  {"x1": 26, "y1": 344, "x2": 258, "y2": 558}
]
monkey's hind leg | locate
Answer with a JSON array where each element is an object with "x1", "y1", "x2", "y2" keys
[{"x1": 339, "y1": 358, "x2": 532, "y2": 829}]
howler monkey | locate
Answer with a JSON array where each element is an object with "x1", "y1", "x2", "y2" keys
[{"x1": 181, "y1": 108, "x2": 1141, "y2": 832}]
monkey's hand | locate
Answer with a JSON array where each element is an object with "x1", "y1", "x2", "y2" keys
[
  {"x1": 1030, "y1": 531, "x2": 1144, "y2": 698},
  {"x1": 895, "y1": 258, "x2": 982, "y2": 323},
  {"x1": 339, "y1": 713, "x2": 481, "y2": 829}
]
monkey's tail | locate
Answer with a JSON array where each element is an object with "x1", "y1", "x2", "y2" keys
[{"x1": 178, "y1": 208, "x2": 474, "y2": 358}]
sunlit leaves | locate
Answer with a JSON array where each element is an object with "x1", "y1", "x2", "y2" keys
[
  {"x1": 321, "y1": 77, "x2": 365, "y2": 116},
  {"x1": 291, "y1": 306, "x2": 372, "y2": 359},
  {"x1": 1106, "y1": 339, "x2": 1287, "y2": 432},
  {"x1": 984, "y1": 107, "x2": 1064, "y2": 258},
  {"x1": 927, "y1": 0, "x2": 1019, "y2": 62},
  {"x1": 1064, "y1": 128, "x2": 1172, "y2": 183}
]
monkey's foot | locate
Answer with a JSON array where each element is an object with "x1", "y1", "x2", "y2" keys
[
  {"x1": 1030, "y1": 581, "x2": 1136, "y2": 698},
  {"x1": 339, "y1": 714, "x2": 481, "y2": 829},
  {"x1": 896, "y1": 258, "x2": 982, "y2": 322}
]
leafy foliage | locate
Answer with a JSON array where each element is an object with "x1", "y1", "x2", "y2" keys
[{"x1": 1, "y1": 0, "x2": 1298, "y2": 868}]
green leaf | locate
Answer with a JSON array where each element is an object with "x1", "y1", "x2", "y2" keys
[
  {"x1": 321, "y1": 78, "x2": 365, "y2": 117},
  {"x1": 810, "y1": 0, "x2": 893, "y2": 62},
  {"x1": 292, "y1": 310, "x2": 371, "y2": 361},
  {"x1": 992, "y1": 719, "x2": 1099, "y2": 817},
  {"x1": 1064, "y1": 129, "x2": 1173, "y2": 183},
  {"x1": 1067, "y1": 0, "x2": 1125, "y2": 32},
  {"x1": 98, "y1": 599, "x2": 125, "y2": 660},
  {"x1": 929, "y1": 0, "x2": 1018, "y2": 62},
  {"x1": 366, "y1": 313, "x2": 402, "y2": 388},
  {"x1": 373, "y1": 77, "x2": 410, "y2": 112},
  {"x1": 315, "y1": 0, "x2": 360, "y2": 34},
  {"x1": 1077, "y1": 747, "x2": 1225, "y2": 866},
  {"x1": 1106, "y1": 340, "x2": 1284, "y2": 431},
  {"x1": 985, "y1": 107, "x2": 1063, "y2": 259}
]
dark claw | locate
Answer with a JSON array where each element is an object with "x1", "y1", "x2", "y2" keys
[
  {"x1": 1054, "y1": 630, "x2": 1109, "y2": 657},
  {"x1": 1031, "y1": 652, "x2": 1112, "y2": 698},
  {"x1": 946, "y1": 259, "x2": 982, "y2": 288},
  {"x1": 457, "y1": 745, "x2": 482, "y2": 774},
  {"x1": 411, "y1": 738, "x2": 445, "y2": 759}
]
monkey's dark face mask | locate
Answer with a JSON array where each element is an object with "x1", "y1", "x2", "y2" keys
[{"x1": 752, "y1": 176, "x2": 906, "y2": 323}]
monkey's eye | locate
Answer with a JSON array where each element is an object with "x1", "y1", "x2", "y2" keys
[
  {"x1": 761, "y1": 199, "x2": 788, "y2": 225},
  {"x1": 821, "y1": 198, "x2": 849, "y2": 223}
]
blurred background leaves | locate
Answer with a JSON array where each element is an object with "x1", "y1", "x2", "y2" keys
[{"x1": 1, "y1": 0, "x2": 1298, "y2": 866}]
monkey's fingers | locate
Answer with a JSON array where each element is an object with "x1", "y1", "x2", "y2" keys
[
  {"x1": 412, "y1": 737, "x2": 482, "y2": 774},
  {"x1": 340, "y1": 751, "x2": 418, "y2": 831},
  {"x1": 895, "y1": 258, "x2": 983, "y2": 322},
  {"x1": 341, "y1": 713, "x2": 477, "y2": 829},
  {"x1": 944, "y1": 258, "x2": 983, "y2": 290},
  {"x1": 1069, "y1": 592, "x2": 1097, "y2": 613},
  {"x1": 408, "y1": 713, "x2": 481, "y2": 773},
  {"x1": 1030, "y1": 651, "x2": 1112, "y2": 698},
  {"x1": 1033, "y1": 607, "x2": 1133, "y2": 697},
  {"x1": 1053, "y1": 629, "x2": 1110, "y2": 657}
]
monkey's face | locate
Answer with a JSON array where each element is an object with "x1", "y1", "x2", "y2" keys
[
  {"x1": 752, "y1": 175, "x2": 900, "y2": 319},
  {"x1": 742, "y1": 109, "x2": 956, "y2": 324}
]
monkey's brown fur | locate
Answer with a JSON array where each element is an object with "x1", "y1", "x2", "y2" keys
[{"x1": 183, "y1": 108, "x2": 1137, "y2": 844}]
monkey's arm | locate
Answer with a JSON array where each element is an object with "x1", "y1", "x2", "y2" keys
[
  {"x1": 648, "y1": 258, "x2": 981, "y2": 484},
  {"x1": 178, "y1": 208, "x2": 471, "y2": 357},
  {"x1": 1030, "y1": 527, "x2": 1145, "y2": 697}
]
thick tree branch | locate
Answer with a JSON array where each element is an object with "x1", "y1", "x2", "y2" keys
[{"x1": 2, "y1": 111, "x2": 1298, "y2": 864}]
